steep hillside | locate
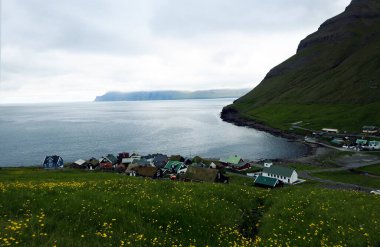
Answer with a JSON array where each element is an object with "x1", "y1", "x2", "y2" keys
[{"x1": 223, "y1": 0, "x2": 380, "y2": 132}]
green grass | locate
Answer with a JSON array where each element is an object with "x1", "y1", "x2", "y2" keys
[
  {"x1": 1, "y1": 168, "x2": 380, "y2": 246},
  {"x1": 280, "y1": 163, "x2": 320, "y2": 171},
  {"x1": 233, "y1": 102, "x2": 380, "y2": 132},
  {"x1": 226, "y1": 17, "x2": 380, "y2": 133},
  {"x1": 313, "y1": 151, "x2": 353, "y2": 167},
  {"x1": 226, "y1": 172, "x2": 254, "y2": 186},
  {"x1": 313, "y1": 170, "x2": 380, "y2": 188},
  {"x1": 355, "y1": 163, "x2": 380, "y2": 176}
]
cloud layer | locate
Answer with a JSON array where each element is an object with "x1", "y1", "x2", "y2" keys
[{"x1": 0, "y1": 0, "x2": 350, "y2": 103}]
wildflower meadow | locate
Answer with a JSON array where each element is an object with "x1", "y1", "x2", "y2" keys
[{"x1": 0, "y1": 168, "x2": 380, "y2": 246}]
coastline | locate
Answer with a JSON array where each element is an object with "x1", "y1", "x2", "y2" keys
[{"x1": 220, "y1": 107, "x2": 316, "y2": 157}]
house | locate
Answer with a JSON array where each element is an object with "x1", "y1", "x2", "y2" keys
[
  {"x1": 368, "y1": 141, "x2": 380, "y2": 150},
  {"x1": 254, "y1": 175, "x2": 281, "y2": 188},
  {"x1": 169, "y1": 155, "x2": 185, "y2": 162},
  {"x1": 42, "y1": 155, "x2": 63, "y2": 169},
  {"x1": 115, "y1": 164, "x2": 126, "y2": 173},
  {"x1": 152, "y1": 154, "x2": 168, "y2": 168},
  {"x1": 164, "y1": 161, "x2": 187, "y2": 174},
  {"x1": 264, "y1": 162, "x2": 273, "y2": 168},
  {"x1": 99, "y1": 154, "x2": 117, "y2": 170},
  {"x1": 219, "y1": 155, "x2": 243, "y2": 167},
  {"x1": 121, "y1": 158, "x2": 136, "y2": 165},
  {"x1": 87, "y1": 157, "x2": 99, "y2": 170},
  {"x1": 125, "y1": 164, "x2": 139, "y2": 176},
  {"x1": 261, "y1": 165, "x2": 298, "y2": 184},
  {"x1": 191, "y1": 162, "x2": 207, "y2": 168},
  {"x1": 209, "y1": 162, "x2": 217, "y2": 169},
  {"x1": 331, "y1": 138, "x2": 345, "y2": 146},
  {"x1": 132, "y1": 166, "x2": 163, "y2": 179},
  {"x1": 100, "y1": 154, "x2": 118, "y2": 166},
  {"x1": 106, "y1": 154, "x2": 118, "y2": 165},
  {"x1": 135, "y1": 158, "x2": 152, "y2": 167},
  {"x1": 183, "y1": 166, "x2": 229, "y2": 183},
  {"x1": 356, "y1": 139, "x2": 368, "y2": 146},
  {"x1": 70, "y1": 159, "x2": 87, "y2": 169},
  {"x1": 184, "y1": 158, "x2": 193, "y2": 165},
  {"x1": 322, "y1": 128, "x2": 339, "y2": 134},
  {"x1": 130, "y1": 154, "x2": 142, "y2": 160},
  {"x1": 230, "y1": 161, "x2": 251, "y2": 171},
  {"x1": 117, "y1": 152, "x2": 130, "y2": 163},
  {"x1": 362, "y1": 126, "x2": 378, "y2": 134}
]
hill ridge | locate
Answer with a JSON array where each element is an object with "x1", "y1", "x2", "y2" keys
[{"x1": 223, "y1": 0, "x2": 380, "y2": 132}]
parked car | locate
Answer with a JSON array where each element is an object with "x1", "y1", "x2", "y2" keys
[{"x1": 370, "y1": 190, "x2": 380, "y2": 195}]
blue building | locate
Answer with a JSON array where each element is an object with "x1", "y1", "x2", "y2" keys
[{"x1": 43, "y1": 155, "x2": 64, "y2": 169}]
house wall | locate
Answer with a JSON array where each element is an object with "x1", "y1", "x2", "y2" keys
[
  {"x1": 290, "y1": 171, "x2": 298, "y2": 184},
  {"x1": 261, "y1": 171, "x2": 297, "y2": 184}
]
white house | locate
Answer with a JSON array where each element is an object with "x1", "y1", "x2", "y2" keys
[
  {"x1": 363, "y1": 126, "x2": 378, "y2": 134},
  {"x1": 264, "y1": 162, "x2": 273, "y2": 168},
  {"x1": 73, "y1": 159, "x2": 86, "y2": 166},
  {"x1": 368, "y1": 141, "x2": 380, "y2": 150},
  {"x1": 209, "y1": 162, "x2": 217, "y2": 169},
  {"x1": 261, "y1": 165, "x2": 298, "y2": 184},
  {"x1": 322, "y1": 128, "x2": 339, "y2": 134}
]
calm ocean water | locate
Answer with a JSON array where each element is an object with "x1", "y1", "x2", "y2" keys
[{"x1": 0, "y1": 99, "x2": 308, "y2": 167}]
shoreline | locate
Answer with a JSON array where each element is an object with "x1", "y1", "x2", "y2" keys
[{"x1": 220, "y1": 107, "x2": 316, "y2": 158}]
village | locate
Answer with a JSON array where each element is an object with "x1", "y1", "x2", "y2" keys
[
  {"x1": 300, "y1": 125, "x2": 380, "y2": 151},
  {"x1": 40, "y1": 125, "x2": 380, "y2": 191},
  {"x1": 42, "y1": 152, "x2": 300, "y2": 189}
]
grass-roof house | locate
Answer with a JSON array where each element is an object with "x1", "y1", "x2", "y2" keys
[{"x1": 183, "y1": 166, "x2": 229, "y2": 183}]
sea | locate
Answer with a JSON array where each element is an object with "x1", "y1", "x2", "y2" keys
[{"x1": 0, "y1": 99, "x2": 308, "y2": 167}]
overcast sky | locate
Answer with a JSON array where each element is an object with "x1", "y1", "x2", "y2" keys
[{"x1": 0, "y1": 0, "x2": 351, "y2": 103}]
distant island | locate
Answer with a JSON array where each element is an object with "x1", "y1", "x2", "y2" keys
[{"x1": 95, "y1": 89, "x2": 250, "y2": 102}]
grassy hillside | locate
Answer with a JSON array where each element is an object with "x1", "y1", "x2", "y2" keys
[
  {"x1": 226, "y1": 0, "x2": 380, "y2": 132},
  {"x1": 231, "y1": 102, "x2": 380, "y2": 131},
  {"x1": 1, "y1": 168, "x2": 380, "y2": 246}
]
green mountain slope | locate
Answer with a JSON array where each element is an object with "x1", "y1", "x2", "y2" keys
[{"x1": 223, "y1": 0, "x2": 380, "y2": 132}]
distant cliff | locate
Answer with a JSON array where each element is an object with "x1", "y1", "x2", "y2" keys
[
  {"x1": 95, "y1": 89, "x2": 250, "y2": 102},
  {"x1": 223, "y1": 0, "x2": 380, "y2": 132}
]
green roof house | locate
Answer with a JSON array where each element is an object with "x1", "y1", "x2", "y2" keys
[
  {"x1": 331, "y1": 138, "x2": 344, "y2": 146},
  {"x1": 219, "y1": 155, "x2": 243, "y2": 166},
  {"x1": 107, "y1": 154, "x2": 117, "y2": 164},
  {"x1": 262, "y1": 165, "x2": 298, "y2": 184},
  {"x1": 356, "y1": 139, "x2": 368, "y2": 146},
  {"x1": 254, "y1": 175, "x2": 279, "y2": 188},
  {"x1": 164, "y1": 161, "x2": 187, "y2": 174},
  {"x1": 99, "y1": 154, "x2": 118, "y2": 165}
]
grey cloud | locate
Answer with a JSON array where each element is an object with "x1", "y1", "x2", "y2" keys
[
  {"x1": 2, "y1": 0, "x2": 350, "y2": 53},
  {"x1": 150, "y1": 0, "x2": 350, "y2": 37},
  {"x1": 2, "y1": 0, "x2": 153, "y2": 54}
]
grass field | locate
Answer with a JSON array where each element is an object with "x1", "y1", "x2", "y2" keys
[
  {"x1": 355, "y1": 163, "x2": 380, "y2": 176},
  {"x1": 1, "y1": 168, "x2": 380, "y2": 246},
  {"x1": 314, "y1": 170, "x2": 380, "y2": 189},
  {"x1": 281, "y1": 163, "x2": 320, "y2": 171},
  {"x1": 234, "y1": 103, "x2": 380, "y2": 133}
]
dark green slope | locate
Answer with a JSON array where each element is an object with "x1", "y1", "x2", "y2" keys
[{"x1": 224, "y1": 0, "x2": 380, "y2": 132}]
